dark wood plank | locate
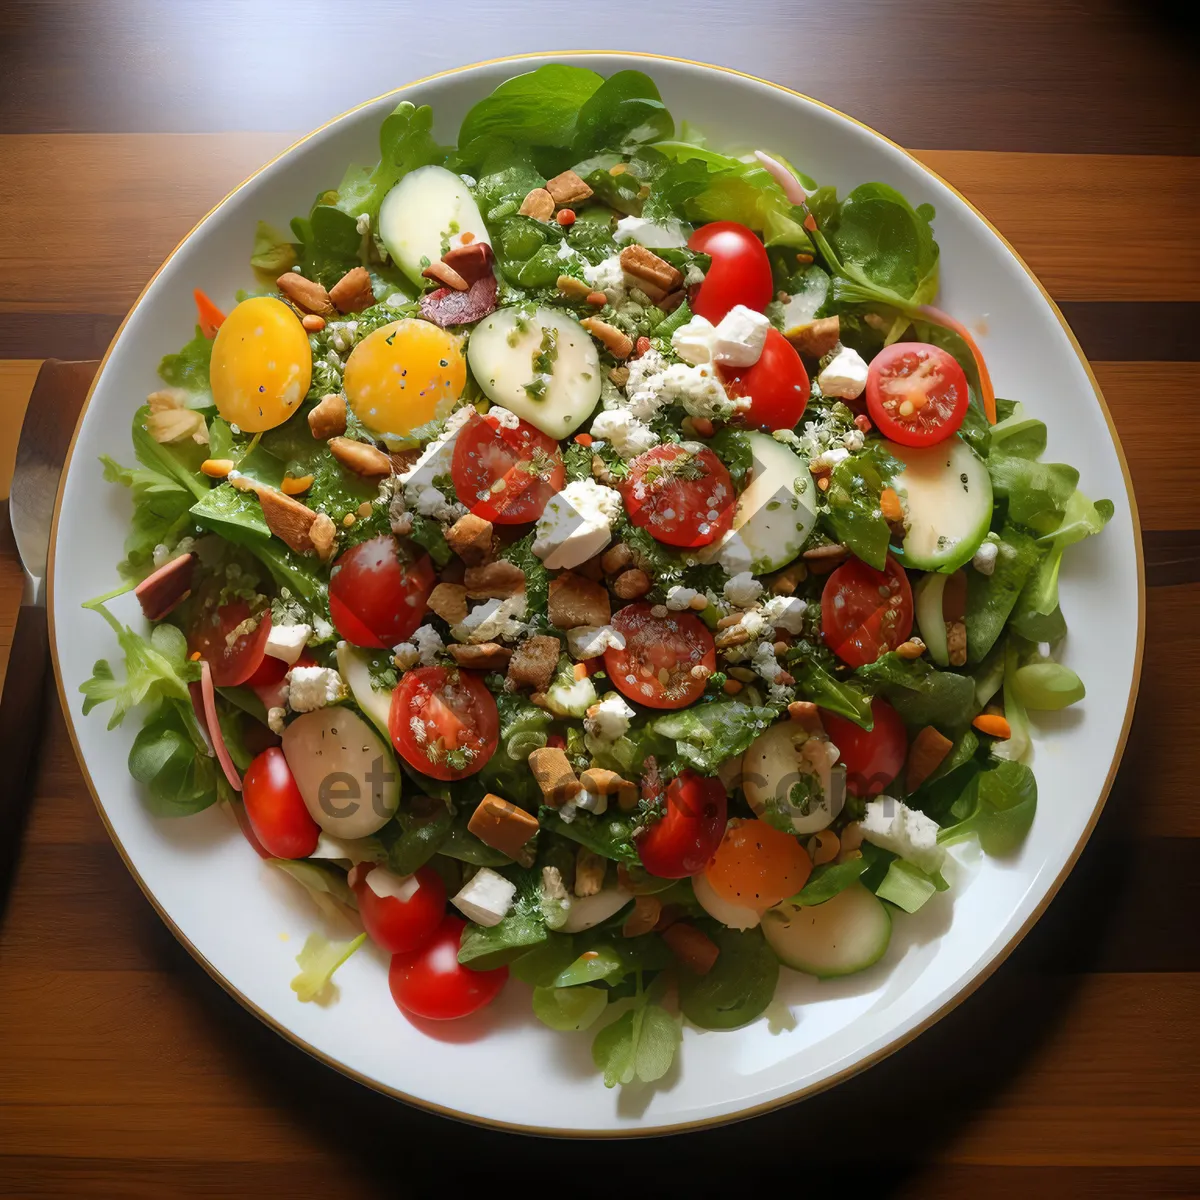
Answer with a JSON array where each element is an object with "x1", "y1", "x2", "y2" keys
[
  {"x1": 1059, "y1": 302, "x2": 1200, "y2": 364},
  {"x1": 0, "y1": 0, "x2": 1197, "y2": 155}
]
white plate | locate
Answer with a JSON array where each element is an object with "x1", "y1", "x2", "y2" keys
[{"x1": 49, "y1": 53, "x2": 1143, "y2": 1136}]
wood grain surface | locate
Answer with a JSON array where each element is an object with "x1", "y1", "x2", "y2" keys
[{"x1": 1, "y1": 2, "x2": 1197, "y2": 1196}]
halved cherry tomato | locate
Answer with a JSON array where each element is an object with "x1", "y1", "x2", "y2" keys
[
  {"x1": 389, "y1": 915, "x2": 508, "y2": 1020},
  {"x1": 450, "y1": 411, "x2": 565, "y2": 524},
  {"x1": 246, "y1": 653, "x2": 288, "y2": 688},
  {"x1": 189, "y1": 599, "x2": 272, "y2": 688},
  {"x1": 821, "y1": 555, "x2": 913, "y2": 668},
  {"x1": 866, "y1": 342, "x2": 969, "y2": 447},
  {"x1": 251, "y1": 651, "x2": 315, "y2": 712},
  {"x1": 822, "y1": 699, "x2": 908, "y2": 798},
  {"x1": 242, "y1": 746, "x2": 319, "y2": 859},
  {"x1": 638, "y1": 770, "x2": 728, "y2": 879},
  {"x1": 687, "y1": 221, "x2": 773, "y2": 322},
  {"x1": 704, "y1": 818, "x2": 811, "y2": 911},
  {"x1": 353, "y1": 864, "x2": 446, "y2": 954},
  {"x1": 328, "y1": 534, "x2": 435, "y2": 649},
  {"x1": 620, "y1": 443, "x2": 735, "y2": 548},
  {"x1": 720, "y1": 328, "x2": 809, "y2": 431},
  {"x1": 389, "y1": 666, "x2": 499, "y2": 781},
  {"x1": 604, "y1": 603, "x2": 716, "y2": 710}
]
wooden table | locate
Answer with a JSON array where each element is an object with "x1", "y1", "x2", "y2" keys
[{"x1": 2, "y1": 3, "x2": 1197, "y2": 1194}]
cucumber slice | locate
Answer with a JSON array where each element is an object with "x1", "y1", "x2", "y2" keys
[
  {"x1": 467, "y1": 306, "x2": 601, "y2": 439},
  {"x1": 742, "y1": 721, "x2": 845, "y2": 836},
  {"x1": 336, "y1": 642, "x2": 393, "y2": 738},
  {"x1": 545, "y1": 672, "x2": 597, "y2": 719},
  {"x1": 888, "y1": 436, "x2": 992, "y2": 572},
  {"x1": 913, "y1": 573, "x2": 950, "y2": 666},
  {"x1": 377, "y1": 165, "x2": 490, "y2": 286},
  {"x1": 761, "y1": 883, "x2": 891, "y2": 979},
  {"x1": 722, "y1": 431, "x2": 818, "y2": 574}
]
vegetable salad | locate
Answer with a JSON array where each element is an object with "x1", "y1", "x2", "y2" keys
[{"x1": 83, "y1": 65, "x2": 1111, "y2": 1088}]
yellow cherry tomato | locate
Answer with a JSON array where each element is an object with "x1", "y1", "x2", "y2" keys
[
  {"x1": 343, "y1": 319, "x2": 465, "y2": 445},
  {"x1": 209, "y1": 296, "x2": 312, "y2": 432},
  {"x1": 704, "y1": 818, "x2": 812, "y2": 912}
]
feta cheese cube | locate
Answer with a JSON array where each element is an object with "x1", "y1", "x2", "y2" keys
[
  {"x1": 856, "y1": 797, "x2": 944, "y2": 874},
  {"x1": 566, "y1": 624, "x2": 626, "y2": 660},
  {"x1": 724, "y1": 571, "x2": 764, "y2": 608},
  {"x1": 265, "y1": 622, "x2": 312, "y2": 666},
  {"x1": 711, "y1": 305, "x2": 771, "y2": 367},
  {"x1": 818, "y1": 344, "x2": 870, "y2": 400},
  {"x1": 451, "y1": 867, "x2": 517, "y2": 928},
  {"x1": 670, "y1": 314, "x2": 718, "y2": 366},
  {"x1": 762, "y1": 594, "x2": 808, "y2": 634},
  {"x1": 533, "y1": 480, "x2": 622, "y2": 570},
  {"x1": 613, "y1": 215, "x2": 690, "y2": 248},
  {"x1": 285, "y1": 665, "x2": 346, "y2": 713},
  {"x1": 392, "y1": 642, "x2": 420, "y2": 670},
  {"x1": 366, "y1": 867, "x2": 421, "y2": 902},
  {"x1": 584, "y1": 694, "x2": 635, "y2": 742},
  {"x1": 267, "y1": 706, "x2": 287, "y2": 735},
  {"x1": 589, "y1": 409, "x2": 659, "y2": 460}
]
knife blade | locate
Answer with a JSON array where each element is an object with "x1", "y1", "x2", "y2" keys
[{"x1": 0, "y1": 359, "x2": 96, "y2": 922}]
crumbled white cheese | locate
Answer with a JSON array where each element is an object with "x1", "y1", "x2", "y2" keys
[
  {"x1": 711, "y1": 304, "x2": 770, "y2": 367},
  {"x1": 856, "y1": 796, "x2": 944, "y2": 874},
  {"x1": 566, "y1": 624, "x2": 626, "y2": 660},
  {"x1": 671, "y1": 313, "x2": 717, "y2": 365},
  {"x1": 267, "y1": 706, "x2": 287, "y2": 735},
  {"x1": 810, "y1": 446, "x2": 852, "y2": 473},
  {"x1": 724, "y1": 571, "x2": 764, "y2": 608},
  {"x1": 738, "y1": 610, "x2": 768, "y2": 639},
  {"x1": 613, "y1": 215, "x2": 690, "y2": 248},
  {"x1": 532, "y1": 479, "x2": 622, "y2": 570},
  {"x1": 488, "y1": 405, "x2": 521, "y2": 430},
  {"x1": 264, "y1": 623, "x2": 311, "y2": 666},
  {"x1": 415, "y1": 485, "x2": 453, "y2": 519},
  {"x1": 410, "y1": 624, "x2": 444, "y2": 665},
  {"x1": 818, "y1": 344, "x2": 870, "y2": 400},
  {"x1": 366, "y1": 867, "x2": 420, "y2": 902},
  {"x1": 452, "y1": 596, "x2": 527, "y2": 645},
  {"x1": 355, "y1": 212, "x2": 371, "y2": 236},
  {"x1": 751, "y1": 640, "x2": 785, "y2": 683},
  {"x1": 762, "y1": 594, "x2": 808, "y2": 634},
  {"x1": 665, "y1": 585, "x2": 702, "y2": 611},
  {"x1": 452, "y1": 868, "x2": 517, "y2": 928},
  {"x1": 842, "y1": 427, "x2": 866, "y2": 453},
  {"x1": 619, "y1": 348, "x2": 733, "y2": 422},
  {"x1": 972, "y1": 538, "x2": 999, "y2": 575},
  {"x1": 589, "y1": 408, "x2": 658, "y2": 460},
  {"x1": 392, "y1": 642, "x2": 420, "y2": 670},
  {"x1": 704, "y1": 528, "x2": 754, "y2": 576},
  {"x1": 398, "y1": 405, "x2": 474, "y2": 492},
  {"x1": 583, "y1": 255, "x2": 629, "y2": 306},
  {"x1": 286, "y1": 665, "x2": 346, "y2": 712},
  {"x1": 584, "y1": 694, "x2": 635, "y2": 742}
]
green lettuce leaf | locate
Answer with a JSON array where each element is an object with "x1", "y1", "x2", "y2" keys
[
  {"x1": 157, "y1": 326, "x2": 214, "y2": 405},
  {"x1": 100, "y1": 452, "x2": 197, "y2": 583},
  {"x1": 250, "y1": 220, "x2": 297, "y2": 285},
  {"x1": 650, "y1": 699, "x2": 779, "y2": 775},
  {"x1": 789, "y1": 656, "x2": 875, "y2": 728},
  {"x1": 591, "y1": 995, "x2": 680, "y2": 1088},
  {"x1": 127, "y1": 699, "x2": 221, "y2": 817},
  {"x1": 676, "y1": 925, "x2": 779, "y2": 1031},
  {"x1": 789, "y1": 857, "x2": 869, "y2": 905},
  {"x1": 857, "y1": 652, "x2": 975, "y2": 732},
  {"x1": 539, "y1": 808, "x2": 639, "y2": 865},
  {"x1": 572, "y1": 70, "x2": 674, "y2": 155},
  {"x1": 964, "y1": 522, "x2": 1040, "y2": 662},
  {"x1": 937, "y1": 757, "x2": 1037, "y2": 855},
  {"x1": 289, "y1": 932, "x2": 366, "y2": 1002},
  {"x1": 533, "y1": 984, "x2": 609, "y2": 1032},
  {"x1": 458, "y1": 869, "x2": 548, "y2": 969},
  {"x1": 824, "y1": 443, "x2": 898, "y2": 570}
]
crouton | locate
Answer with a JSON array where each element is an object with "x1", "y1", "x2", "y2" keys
[
  {"x1": 507, "y1": 635, "x2": 560, "y2": 692},
  {"x1": 446, "y1": 513, "x2": 493, "y2": 566},
  {"x1": 548, "y1": 572, "x2": 610, "y2": 629},
  {"x1": 463, "y1": 560, "x2": 526, "y2": 598},
  {"x1": 467, "y1": 794, "x2": 540, "y2": 859},
  {"x1": 427, "y1": 582, "x2": 469, "y2": 625}
]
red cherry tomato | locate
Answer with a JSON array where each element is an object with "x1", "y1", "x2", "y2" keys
[
  {"x1": 251, "y1": 651, "x2": 315, "y2": 712},
  {"x1": 638, "y1": 770, "x2": 728, "y2": 879},
  {"x1": 389, "y1": 915, "x2": 508, "y2": 1020},
  {"x1": 620, "y1": 443, "x2": 735, "y2": 548},
  {"x1": 246, "y1": 653, "x2": 288, "y2": 688},
  {"x1": 822, "y1": 699, "x2": 908, "y2": 797},
  {"x1": 821, "y1": 555, "x2": 913, "y2": 668},
  {"x1": 241, "y1": 747, "x2": 319, "y2": 859},
  {"x1": 189, "y1": 599, "x2": 272, "y2": 688},
  {"x1": 866, "y1": 342, "x2": 970, "y2": 447},
  {"x1": 451, "y1": 411, "x2": 565, "y2": 524},
  {"x1": 389, "y1": 666, "x2": 500, "y2": 780},
  {"x1": 687, "y1": 221, "x2": 773, "y2": 322},
  {"x1": 329, "y1": 534, "x2": 435, "y2": 649},
  {"x1": 353, "y1": 864, "x2": 446, "y2": 954},
  {"x1": 720, "y1": 327, "x2": 809, "y2": 431},
  {"x1": 603, "y1": 603, "x2": 716, "y2": 710}
]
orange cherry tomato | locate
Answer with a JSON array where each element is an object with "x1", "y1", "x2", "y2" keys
[{"x1": 704, "y1": 818, "x2": 812, "y2": 912}]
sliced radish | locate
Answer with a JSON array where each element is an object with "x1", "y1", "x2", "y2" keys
[{"x1": 200, "y1": 659, "x2": 243, "y2": 792}]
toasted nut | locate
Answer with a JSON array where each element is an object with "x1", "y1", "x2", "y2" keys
[
  {"x1": 445, "y1": 513, "x2": 493, "y2": 566},
  {"x1": 787, "y1": 315, "x2": 840, "y2": 357},
  {"x1": 259, "y1": 488, "x2": 329, "y2": 557},
  {"x1": 574, "y1": 847, "x2": 607, "y2": 898},
  {"x1": 612, "y1": 568, "x2": 651, "y2": 599},
  {"x1": 618, "y1": 244, "x2": 683, "y2": 293},
  {"x1": 803, "y1": 543, "x2": 848, "y2": 573},
  {"x1": 342, "y1": 513, "x2": 356, "y2": 528},
  {"x1": 895, "y1": 637, "x2": 927, "y2": 660},
  {"x1": 464, "y1": 560, "x2": 526, "y2": 599},
  {"x1": 422, "y1": 260, "x2": 470, "y2": 291},
  {"x1": 807, "y1": 830, "x2": 840, "y2": 866},
  {"x1": 389, "y1": 447, "x2": 421, "y2": 474},
  {"x1": 609, "y1": 163, "x2": 627, "y2": 176},
  {"x1": 600, "y1": 542, "x2": 633, "y2": 575},
  {"x1": 518, "y1": 187, "x2": 555, "y2": 221},
  {"x1": 448, "y1": 642, "x2": 513, "y2": 671},
  {"x1": 545, "y1": 169, "x2": 593, "y2": 206},
  {"x1": 301, "y1": 313, "x2": 326, "y2": 332},
  {"x1": 281, "y1": 474, "x2": 314, "y2": 496},
  {"x1": 428, "y1": 582, "x2": 469, "y2": 625},
  {"x1": 328, "y1": 436, "x2": 392, "y2": 476},
  {"x1": 607, "y1": 366, "x2": 630, "y2": 387},
  {"x1": 134, "y1": 553, "x2": 196, "y2": 621},
  {"x1": 574, "y1": 555, "x2": 606, "y2": 582},
  {"x1": 681, "y1": 416, "x2": 714, "y2": 439},
  {"x1": 817, "y1": 477, "x2": 831, "y2": 493},
  {"x1": 307, "y1": 393, "x2": 347, "y2": 440},
  {"x1": 201, "y1": 458, "x2": 234, "y2": 479},
  {"x1": 580, "y1": 317, "x2": 633, "y2": 359},
  {"x1": 787, "y1": 700, "x2": 824, "y2": 735},
  {"x1": 906, "y1": 725, "x2": 954, "y2": 791},
  {"x1": 440, "y1": 242, "x2": 495, "y2": 285},
  {"x1": 770, "y1": 562, "x2": 808, "y2": 594},
  {"x1": 773, "y1": 640, "x2": 791, "y2": 657},
  {"x1": 715, "y1": 626, "x2": 752, "y2": 650},
  {"x1": 528, "y1": 746, "x2": 581, "y2": 807},
  {"x1": 586, "y1": 291, "x2": 607, "y2": 307},
  {"x1": 468, "y1": 794, "x2": 539, "y2": 859},
  {"x1": 717, "y1": 611, "x2": 746, "y2": 630},
  {"x1": 328, "y1": 266, "x2": 375, "y2": 314},
  {"x1": 623, "y1": 895, "x2": 663, "y2": 938},
  {"x1": 688, "y1": 595, "x2": 709, "y2": 613},
  {"x1": 357, "y1": 501, "x2": 373, "y2": 518},
  {"x1": 276, "y1": 272, "x2": 334, "y2": 316},
  {"x1": 725, "y1": 667, "x2": 754, "y2": 684},
  {"x1": 839, "y1": 823, "x2": 865, "y2": 857},
  {"x1": 556, "y1": 274, "x2": 592, "y2": 299},
  {"x1": 880, "y1": 487, "x2": 904, "y2": 523},
  {"x1": 310, "y1": 513, "x2": 336, "y2": 559},
  {"x1": 722, "y1": 678, "x2": 743, "y2": 695},
  {"x1": 946, "y1": 620, "x2": 968, "y2": 667}
]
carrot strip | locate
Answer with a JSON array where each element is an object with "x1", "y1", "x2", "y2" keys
[
  {"x1": 973, "y1": 713, "x2": 1012, "y2": 739},
  {"x1": 193, "y1": 288, "x2": 226, "y2": 338},
  {"x1": 905, "y1": 725, "x2": 954, "y2": 792},
  {"x1": 918, "y1": 304, "x2": 996, "y2": 424},
  {"x1": 662, "y1": 922, "x2": 720, "y2": 975}
]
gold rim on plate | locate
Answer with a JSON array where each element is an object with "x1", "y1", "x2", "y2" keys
[{"x1": 46, "y1": 50, "x2": 1146, "y2": 1138}]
